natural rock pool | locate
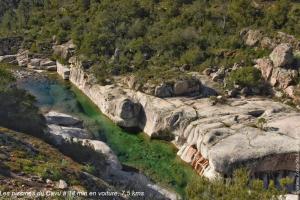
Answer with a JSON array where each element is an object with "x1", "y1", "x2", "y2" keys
[{"x1": 19, "y1": 72, "x2": 199, "y2": 198}]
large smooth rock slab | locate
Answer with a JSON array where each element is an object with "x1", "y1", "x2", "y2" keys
[
  {"x1": 47, "y1": 124, "x2": 90, "y2": 144},
  {"x1": 27, "y1": 58, "x2": 57, "y2": 71},
  {"x1": 267, "y1": 115, "x2": 300, "y2": 139},
  {"x1": 65, "y1": 56, "x2": 300, "y2": 180},
  {"x1": 45, "y1": 111, "x2": 83, "y2": 127},
  {"x1": 45, "y1": 111, "x2": 121, "y2": 170},
  {"x1": 80, "y1": 139, "x2": 121, "y2": 170},
  {"x1": 45, "y1": 110, "x2": 179, "y2": 200},
  {"x1": 40, "y1": 59, "x2": 56, "y2": 67}
]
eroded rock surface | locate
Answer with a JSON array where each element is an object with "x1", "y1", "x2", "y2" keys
[
  {"x1": 243, "y1": 29, "x2": 263, "y2": 47},
  {"x1": 255, "y1": 43, "x2": 299, "y2": 102},
  {"x1": 67, "y1": 60, "x2": 300, "y2": 184},
  {"x1": 45, "y1": 110, "x2": 179, "y2": 200},
  {"x1": 53, "y1": 40, "x2": 76, "y2": 60},
  {"x1": 16, "y1": 49, "x2": 30, "y2": 67},
  {"x1": 45, "y1": 111, "x2": 83, "y2": 127},
  {"x1": 28, "y1": 58, "x2": 57, "y2": 71},
  {"x1": 270, "y1": 43, "x2": 294, "y2": 68},
  {"x1": 242, "y1": 30, "x2": 300, "y2": 51},
  {"x1": 57, "y1": 61, "x2": 70, "y2": 80}
]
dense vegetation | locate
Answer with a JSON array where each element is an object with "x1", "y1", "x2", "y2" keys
[
  {"x1": 0, "y1": 64, "x2": 45, "y2": 135},
  {"x1": 226, "y1": 66, "x2": 263, "y2": 89},
  {"x1": 0, "y1": 0, "x2": 299, "y2": 84},
  {"x1": 186, "y1": 168, "x2": 291, "y2": 200}
]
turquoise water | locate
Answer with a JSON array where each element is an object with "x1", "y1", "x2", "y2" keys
[{"x1": 20, "y1": 73, "x2": 199, "y2": 198}]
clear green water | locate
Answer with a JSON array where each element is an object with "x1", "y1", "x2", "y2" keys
[{"x1": 20, "y1": 73, "x2": 198, "y2": 198}]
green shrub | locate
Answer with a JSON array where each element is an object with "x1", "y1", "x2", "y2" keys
[
  {"x1": 56, "y1": 30, "x2": 69, "y2": 44},
  {"x1": 226, "y1": 67, "x2": 263, "y2": 89},
  {"x1": 0, "y1": 67, "x2": 15, "y2": 89},
  {"x1": 83, "y1": 164, "x2": 96, "y2": 175},
  {"x1": 256, "y1": 117, "x2": 267, "y2": 130},
  {"x1": 186, "y1": 168, "x2": 283, "y2": 200},
  {"x1": 266, "y1": 0, "x2": 291, "y2": 29},
  {"x1": 180, "y1": 47, "x2": 205, "y2": 66},
  {"x1": 228, "y1": 0, "x2": 260, "y2": 27}
]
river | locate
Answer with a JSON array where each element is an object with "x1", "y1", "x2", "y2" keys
[{"x1": 18, "y1": 71, "x2": 199, "y2": 198}]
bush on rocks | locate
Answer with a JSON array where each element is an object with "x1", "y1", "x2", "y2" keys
[
  {"x1": 226, "y1": 67, "x2": 263, "y2": 89},
  {"x1": 186, "y1": 168, "x2": 287, "y2": 200}
]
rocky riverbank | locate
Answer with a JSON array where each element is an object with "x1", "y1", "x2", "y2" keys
[
  {"x1": 44, "y1": 110, "x2": 179, "y2": 200},
  {"x1": 1, "y1": 38, "x2": 299, "y2": 194},
  {"x1": 0, "y1": 126, "x2": 123, "y2": 199},
  {"x1": 65, "y1": 57, "x2": 300, "y2": 189}
]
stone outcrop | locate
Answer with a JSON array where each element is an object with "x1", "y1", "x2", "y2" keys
[
  {"x1": 260, "y1": 36, "x2": 276, "y2": 50},
  {"x1": 255, "y1": 58, "x2": 274, "y2": 80},
  {"x1": 155, "y1": 83, "x2": 174, "y2": 98},
  {"x1": 173, "y1": 78, "x2": 201, "y2": 96},
  {"x1": 0, "y1": 48, "x2": 57, "y2": 71},
  {"x1": 48, "y1": 124, "x2": 91, "y2": 143},
  {"x1": 45, "y1": 111, "x2": 120, "y2": 170},
  {"x1": 255, "y1": 43, "x2": 300, "y2": 103},
  {"x1": 242, "y1": 30, "x2": 300, "y2": 51},
  {"x1": 285, "y1": 85, "x2": 300, "y2": 103},
  {"x1": 124, "y1": 76, "x2": 202, "y2": 98},
  {"x1": 276, "y1": 32, "x2": 300, "y2": 51},
  {"x1": 57, "y1": 61, "x2": 70, "y2": 80},
  {"x1": 243, "y1": 29, "x2": 263, "y2": 47},
  {"x1": 45, "y1": 111, "x2": 83, "y2": 127},
  {"x1": 45, "y1": 110, "x2": 179, "y2": 200},
  {"x1": 53, "y1": 40, "x2": 76, "y2": 60},
  {"x1": 270, "y1": 43, "x2": 294, "y2": 68},
  {"x1": 27, "y1": 58, "x2": 57, "y2": 71},
  {"x1": 16, "y1": 49, "x2": 30, "y2": 67},
  {"x1": 270, "y1": 68, "x2": 298, "y2": 89},
  {"x1": 115, "y1": 98, "x2": 142, "y2": 128},
  {"x1": 176, "y1": 99, "x2": 299, "y2": 179},
  {"x1": 64, "y1": 58, "x2": 300, "y2": 185},
  {"x1": 70, "y1": 66, "x2": 143, "y2": 129},
  {"x1": 3, "y1": 39, "x2": 297, "y2": 190},
  {"x1": 211, "y1": 67, "x2": 225, "y2": 82}
]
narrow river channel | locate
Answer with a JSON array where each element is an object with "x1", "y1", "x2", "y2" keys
[{"x1": 19, "y1": 72, "x2": 199, "y2": 198}]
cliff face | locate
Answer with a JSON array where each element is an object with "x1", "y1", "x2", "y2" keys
[{"x1": 66, "y1": 58, "x2": 300, "y2": 185}]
